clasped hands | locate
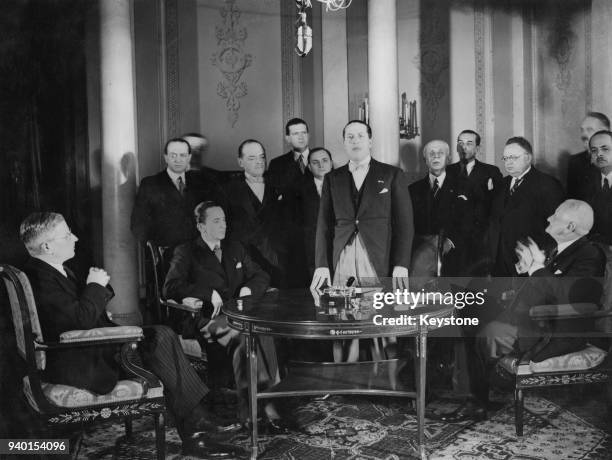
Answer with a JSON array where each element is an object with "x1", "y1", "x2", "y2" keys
[
  {"x1": 86, "y1": 267, "x2": 110, "y2": 286},
  {"x1": 514, "y1": 237, "x2": 546, "y2": 275}
]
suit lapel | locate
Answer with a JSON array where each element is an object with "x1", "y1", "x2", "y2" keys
[
  {"x1": 238, "y1": 177, "x2": 259, "y2": 218},
  {"x1": 195, "y1": 238, "x2": 225, "y2": 278},
  {"x1": 336, "y1": 166, "x2": 356, "y2": 216},
  {"x1": 161, "y1": 170, "x2": 183, "y2": 199},
  {"x1": 357, "y1": 159, "x2": 379, "y2": 216}
]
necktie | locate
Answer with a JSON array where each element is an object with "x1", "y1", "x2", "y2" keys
[
  {"x1": 213, "y1": 245, "x2": 222, "y2": 262},
  {"x1": 177, "y1": 176, "x2": 185, "y2": 195},
  {"x1": 431, "y1": 178, "x2": 440, "y2": 197},
  {"x1": 510, "y1": 177, "x2": 522, "y2": 195},
  {"x1": 296, "y1": 157, "x2": 305, "y2": 174},
  {"x1": 459, "y1": 162, "x2": 468, "y2": 178},
  {"x1": 603, "y1": 178, "x2": 610, "y2": 192}
]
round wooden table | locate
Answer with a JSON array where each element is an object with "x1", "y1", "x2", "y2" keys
[{"x1": 224, "y1": 288, "x2": 455, "y2": 459}]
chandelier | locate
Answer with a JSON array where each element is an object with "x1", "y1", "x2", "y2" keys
[{"x1": 295, "y1": 0, "x2": 353, "y2": 57}]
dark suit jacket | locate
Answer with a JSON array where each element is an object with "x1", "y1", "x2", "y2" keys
[
  {"x1": 488, "y1": 167, "x2": 565, "y2": 276},
  {"x1": 267, "y1": 151, "x2": 313, "y2": 192},
  {"x1": 409, "y1": 173, "x2": 479, "y2": 275},
  {"x1": 506, "y1": 236, "x2": 605, "y2": 356},
  {"x1": 447, "y1": 159, "x2": 502, "y2": 231},
  {"x1": 580, "y1": 171, "x2": 612, "y2": 245},
  {"x1": 24, "y1": 257, "x2": 118, "y2": 394},
  {"x1": 131, "y1": 169, "x2": 225, "y2": 247},
  {"x1": 298, "y1": 177, "x2": 322, "y2": 276},
  {"x1": 163, "y1": 238, "x2": 270, "y2": 338},
  {"x1": 315, "y1": 159, "x2": 414, "y2": 277},
  {"x1": 567, "y1": 151, "x2": 597, "y2": 200},
  {"x1": 223, "y1": 175, "x2": 287, "y2": 285}
]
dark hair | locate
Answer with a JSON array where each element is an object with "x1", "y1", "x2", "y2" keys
[
  {"x1": 164, "y1": 138, "x2": 191, "y2": 156},
  {"x1": 457, "y1": 129, "x2": 481, "y2": 146},
  {"x1": 342, "y1": 120, "x2": 372, "y2": 139},
  {"x1": 588, "y1": 130, "x2": 612, "y2": 150},
  {"x1": 586, "y1": 112, "x2": 611, "y2": 129},
  {"x1": 194, "y1": 201, "x2": 224, "y2": 224},
  {"x1": 308, "y1": 147, "x2": 332, "y2": 163},
  {"x1": 505, "y1": 136, "x2": 533, "y2": 156},
  {"x1": 237, "y1": 139, "x2": 266, "y2": 158},
  {"x1": 285, "y1": 118, "x2": 309, "y2": 136}
]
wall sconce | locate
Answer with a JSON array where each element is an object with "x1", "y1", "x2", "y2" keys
[{"x1": 400, "y1": 93, "x2": 419, "y2": 140}]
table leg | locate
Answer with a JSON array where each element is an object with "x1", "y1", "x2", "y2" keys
[
  {"x1": 246, "y1": 334, "x2": 258, "y2": 459},
  {"x1": 415, "y1": 332, "x2": 428, "y2": 460}
]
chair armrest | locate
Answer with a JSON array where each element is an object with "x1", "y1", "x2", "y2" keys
[
  {"x1": 529, "y1": 303, "x2": 600, "y2": 320},
  {"x1": 163, "y1": 299, "x2": 202, "y2": 314},
  {"x1": 34, "y1": 326, "x2": 144, "y2": 349}
]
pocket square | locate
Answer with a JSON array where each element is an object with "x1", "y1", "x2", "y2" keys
[
  {"x1": 487, "y1": 178, "x2": 494, "y2": 191},
  {"x1": 236, "y1": 262, "x2": 243, "y2": 269},
  {"x1": 379, "y1": 188, "x2": 389, "y2": 194},
  {"x1": 278, "y1": 195, "x2": 283, "y2": 200},
  {"x1": 377, "y1": 180, "x2": 385, "y2": 184},
  {"x1": 458, "y1": 194, "x2": 468, "y2": 201},
  {"x1": 554, "y1": 269, "x2": 562, "y2": 275}
]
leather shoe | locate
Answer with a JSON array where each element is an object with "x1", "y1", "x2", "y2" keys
[
  {"x1": 182, "y1": 433, "x2": 238, "y2": 458},
  {"x1": 192, "y1": 416, "x2": 242, "y2": 434},
  {"x1": 261, "y1": 415, "x2": 293, "y2": 435},
  {"x1": 438, "y1": 401, "x2": 487, "y2": 423}
]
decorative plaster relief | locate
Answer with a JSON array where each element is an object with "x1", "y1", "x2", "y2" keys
[
  {"x1": 547, "y1": 11, "x2": 577, "y2": 95},
  {"x1": 211, "y1": 0, "x2": 252, "y2": 127},
  {"x1": 415, "y1": 4, "x2": 449, "y2": 124}
]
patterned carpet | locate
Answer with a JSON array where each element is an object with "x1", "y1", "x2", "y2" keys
[{"x1": 78, "y1": 392, "x2": 611, "y2": 459}]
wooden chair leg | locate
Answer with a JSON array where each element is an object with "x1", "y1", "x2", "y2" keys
[
  {"x1": 154, "y1": 411, "x2": 166, "y2": 460},
  {"x1": 124, "y1": 417, "x2": 133, "y2": 439},
  {"x1": 515, "y1": 388, "x2": 524, "y2": 436}
]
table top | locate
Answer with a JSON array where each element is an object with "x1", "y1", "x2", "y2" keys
[{"x1": 223, "y1": 288, "x2": 456, "y2": 339}]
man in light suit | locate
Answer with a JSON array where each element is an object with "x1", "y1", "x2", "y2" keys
[
  {"x1": 311, "y1": 120, "x2": 413, "y2": 290},
  {"x1": 488, "y1": 136, "x2": 565, "y2": 277},
  {"x1": 20, "y1": 212, "x2": 238, "y2": 458},
  {"x1": 130, "y1": 138, "x2": 223, "y2": 248},
  {"x1": 224, "y1": 139, "x2": 288, "y2": 287},
  {"x1": 163, "y1": 201, "x2": 285, "y2": 430}
]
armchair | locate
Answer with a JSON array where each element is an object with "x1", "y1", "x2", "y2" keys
[
  {"x1": 496, "y1": 301, "x2": 612, "y2": 436},
  {"x1": 145, "y1": 242, "x2": 207, "y2": 372},
  {"x1": 0, "y1": 264, "x2": 166, "y2": 459}
]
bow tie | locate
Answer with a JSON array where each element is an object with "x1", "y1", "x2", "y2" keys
[{"x1": 348, "y1": 162, "x2": 368, "y2": 173}]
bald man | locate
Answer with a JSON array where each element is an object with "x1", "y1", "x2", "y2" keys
[
  {"x1": 409, "y1": 140, "x2": 479, "y2": 279},
  {"x1": 481, "y1": 199, "x2": 605, "y2": 359}
]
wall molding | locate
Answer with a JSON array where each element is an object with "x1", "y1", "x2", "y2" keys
[
  {"x1": 474, "y1": 2, "x2": 494, "y2": 162},
  {"x1": 164, "y1": 0, "x2": 180, "y2": 137},
  {"x1": 280, "y1": 0, "x2": 302, "y2": 126}
]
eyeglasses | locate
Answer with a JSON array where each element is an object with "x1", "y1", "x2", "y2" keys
[{"x1": 502, "y1": 155, "x2": 524, "y2": 162}]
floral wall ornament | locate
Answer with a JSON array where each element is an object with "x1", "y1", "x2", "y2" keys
[{"x1": 211, "y1": 0, "x2": 253, "y2": 127}]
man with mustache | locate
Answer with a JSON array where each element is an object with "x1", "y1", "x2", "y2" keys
[{"x1": 567, "y1": 112, "x2": 610, "y2": 200}]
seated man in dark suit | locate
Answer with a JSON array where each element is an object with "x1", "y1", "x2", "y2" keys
[
  {"x1": 130, "y1": 137, "x2": 224, "y2": 248},
  {"x1": 163, "y1": 201, "x2": 286, "y2": 430},
  {"x1": 20, "y1": 212, "x2": 238, "y2": 458},
  {"x1": 444, "y1": 200, "x2": 605, "y2": 422}
]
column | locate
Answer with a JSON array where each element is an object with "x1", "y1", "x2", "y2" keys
[
  {"x1": 100, "y1": 0, "x2": 141, "y2": 325},
  {"x1": 367, "y1": 0, "x2": 399, "y2": 166}
]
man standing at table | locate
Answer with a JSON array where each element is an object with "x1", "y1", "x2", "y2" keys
[{"x1": 311, "y1": 120, "x2": 413, "y2": 290}]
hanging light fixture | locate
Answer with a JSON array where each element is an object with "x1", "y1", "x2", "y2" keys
[{"x1": 295, "y1": 0, "x2": 353, "y2": 57}]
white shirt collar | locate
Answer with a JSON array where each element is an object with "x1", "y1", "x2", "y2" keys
[
  {"x1": 47, "y1": 261, "x2": 67, "y2": 277},
  {"x1": 348, "y1": 155, "x2": 371, "y2": 169},
  {"x1": 201, "y1": 236, "x2": 221, "y2": 252},
  {"x1": 557, "y1": 237, "x2": 581, "y2": 255},
  {"x1": 512, "y1": 166, "x2": 531, "y2": 183},
  {"x1": 294, "y1": 148, "x2": 310, "y2": 165},
  {"x1": 313, "y1": 177, "x2": 324, "y2": 195},
  {"x1": 466, "y1": 159, "x2": 476, "y2": 174},
  {"x1": 601, "y1": 171, "x2": 612, "y2": 186},
  {"x1": 245, "y1": 172, "x2": 265, "y2": 183},
  {"x1": 166, "y1": 168, "x2": 185, "y2": 183},
  {"x1": 429, "y1": 170, "x2": 446, "y2": 187}
]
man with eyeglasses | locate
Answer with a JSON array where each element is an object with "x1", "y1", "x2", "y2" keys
[
  {"x1": 487, "y1": 136, "x2": 564, "y2": 277},
  {"x1": 130, "y1": 137, "x2": 224, "y2": 249}
]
